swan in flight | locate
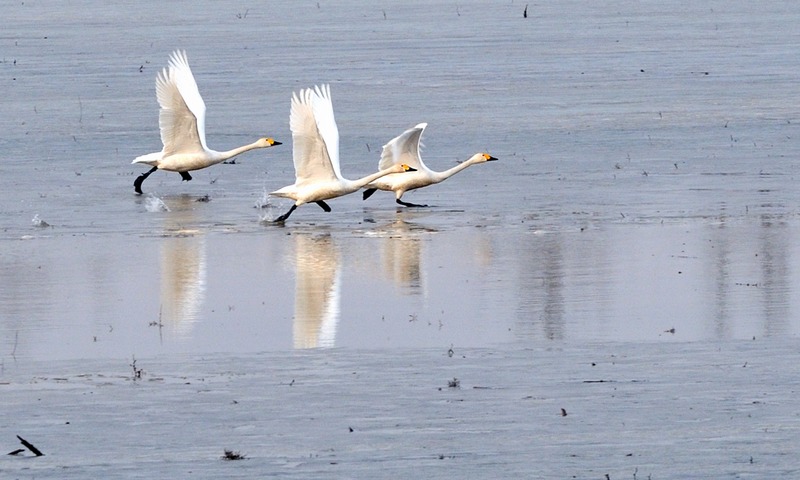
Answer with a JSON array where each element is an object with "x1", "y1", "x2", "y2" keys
[
  {"x1": 269, "y1": 84, "x2": 415, "y2": 223},
  {"x1": 362, "y1": 123, "x2": 497, "y2": 207},
  {"x1": 132, "y1": 50, "x2": 281, "y2": 194}
]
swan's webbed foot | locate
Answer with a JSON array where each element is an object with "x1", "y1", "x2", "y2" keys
[
  {"x1": 133, "y1": 177, "x2": 145, "y2": 195},
  {"x1": 134, "y1": 166, "x2": 158, "y2": 195},
  {"x1": 316, "y1": 200, "x2": 331, "y2": 212},
  {"x1": 179, "y1": 171, "x2": 192, "y2": 181},
  {"x1": 362, "y1": 188, "x2": 377, "y2": 201},
  {"x1": 274, "y1": 205, "x2": 297, "y2": 223},
  {"x1": 397, "y1": 198, "x2": 428, "y2": 208}
]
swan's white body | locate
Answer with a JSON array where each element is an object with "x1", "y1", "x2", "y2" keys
[
  {"x1": 270, "y1": 84, "x2": 414, "y2": 222},
  {"x1": 132, "y1": 50, "x2": 280, "y2": 193},
  {"x1": 363, "y1": 123, "x2": 497, "y2": 207}
]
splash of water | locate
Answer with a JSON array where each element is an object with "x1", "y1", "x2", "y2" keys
[
  {"x1": 145, "y1": 196, "x2": 170, "y2": 213},
  {"x1": 254, "y1": 187, "x2": 270, "y2": 210},
  {"x1": 31, "y1": 214, "x2": 50, "y2": 227},
  {"x1": 255, "y1": 187, "x2": 276, "y2": 222}
]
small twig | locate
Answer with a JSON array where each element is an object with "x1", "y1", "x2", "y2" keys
[
  {"x1": 130, "y1": 356, "x2": 143, "y2": 380},
  {"x1": 17, "y1": 435, "x2": 44, "y2": 456}
]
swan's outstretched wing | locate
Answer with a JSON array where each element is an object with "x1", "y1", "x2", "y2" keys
[
  {"x1": 311, "y1": 85, "x2": 342, "y2": 180},
  {"x1": 290, "y1": 86, "x2": 338, "y2": 184},
  {"x1": 156, "y1": 50, "x2": 207, "y2": 156},
  {"x1": 379, "y1": 122, "x2": 427, "y2": 171}
]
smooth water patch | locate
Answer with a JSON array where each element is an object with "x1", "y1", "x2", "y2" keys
[{"x1": 2, "y1": 216, "x2": 798, "y2": 362}]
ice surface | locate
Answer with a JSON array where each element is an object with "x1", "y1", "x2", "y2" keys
[{"x1": 1, "y1": 0, "x2": 800, "y2": 477}]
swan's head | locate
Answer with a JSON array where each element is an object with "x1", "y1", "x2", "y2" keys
[
  {"x1": 471, "y1": 153, "x2": 498, "y2": 163},
  {"x1": 397, "y1": 163, "x2": 417, "y2": 173},
  {"x1": 257, "y1": 137, "x2": 282, "y2": 147}
]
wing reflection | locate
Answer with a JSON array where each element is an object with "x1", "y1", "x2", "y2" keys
[
  {"x1": 380, "y1": 219, "x2": 435, "y2": 295},
  {"x1": 292, "y1": 233, "x2": 341, "y2": 349},
  {"x1": 513, "y1": 232, "x2": 567, "y2": 341},
  {"x1": 158, "y1": 196, "x2": 207, "y2": 336}
]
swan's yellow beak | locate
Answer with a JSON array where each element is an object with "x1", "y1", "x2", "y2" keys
[
  {"x1": 266, "y1": 138, "x2": 282, "y2": 146},
  {"x1": 400, "y1": 164, "x2": 417, "y2": 172},
  {"x1": 484, "y1": 154, "x2": 498, "y2": 161}
]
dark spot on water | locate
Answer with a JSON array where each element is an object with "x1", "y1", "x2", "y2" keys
[{"x1": 222, "y1": 449, "x2": 246, "y2": 461}]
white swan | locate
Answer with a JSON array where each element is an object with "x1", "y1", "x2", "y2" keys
[
  {"x1": 269, "y1": 84, "x2": 415, "y2": 222},
  {"x1": 132, "y1": 50, "x2": 281, "y2": 194},
  {"x1": 362, "y1": 123, "x2": 497, "y2": 207}
]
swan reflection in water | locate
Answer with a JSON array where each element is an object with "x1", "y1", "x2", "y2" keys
[
  {"x1": 158, "y1": 195, "x2": 207, "y2": 336},
  {"x1": 292, "y1": 233, "x2": 341, "y2": 349},
  {"x1": 379, "y1": 219, "x2": 428, "y2": 295}
]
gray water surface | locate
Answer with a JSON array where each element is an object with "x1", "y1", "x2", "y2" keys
[{"x1": 2, "y1": 1, "x2": 800, "y2": 361}]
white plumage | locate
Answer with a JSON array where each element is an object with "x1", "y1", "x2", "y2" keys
[
  {"x1": 270, "y1": 85, "x2": 415, "y2": 222},
  {"x1": 363, "y1": 123, "x2": 497, "y2": 207},
  {"x1": 132, "y1": 50, "x2": 281, "y2": 194}
]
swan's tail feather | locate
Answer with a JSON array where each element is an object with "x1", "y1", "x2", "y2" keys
[
  {"x1": 268, "y1": 188, "x2": 292, "y2": 199},
  {"x1": 132, "y1": 152, "x2": 162, "y2": 166}
]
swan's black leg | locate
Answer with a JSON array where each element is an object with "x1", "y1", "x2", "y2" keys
[
  {"x1": 274, "y1": 205, "x2": 297, "y2": 223},
  {"x1": 362, "y1": 188, "x2": 377, "y2": 200},
  {"x1": 134, "y1": 166, "x2": 158, "y2": 195},
  {"x1": 397, "y1": 198, "x2": 428, "y2": 208},
  {"x1": 316, "y1": 200, "x2": 331, "y2": 212},
  {"x1": 179, "y1": 171, "x2": 192, "y2": 181}
]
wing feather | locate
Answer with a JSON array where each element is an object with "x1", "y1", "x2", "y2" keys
[
  {"x1": 290, "y1": 87, "x2": 338, "y2": 184},
  {"x1": 156, "y1": 50, "x2": 207, "y2": 156},
  {"x1": 379, "y1": 122, "x2": 427, "y2": 171},
  {"x1": 310, "y1": 85, "x2": 342, "y2": 180}
]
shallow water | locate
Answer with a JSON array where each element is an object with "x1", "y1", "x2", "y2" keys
[
  {"x1": 2, "y1": 1, "x2": 800, "y2": 361},
  {"x1": 3, "y1": 214, "x2": 800, "y2": 361},
  {"x1": 3, "y1": 2, "x2": 800, "y2": 478}
]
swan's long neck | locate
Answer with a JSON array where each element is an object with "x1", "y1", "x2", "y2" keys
[
  {"x1": 213, "y1": 141, "x2": 264, "y2": 163},
  {"x1": 348, "y1": 167, "x2": 402, "y2": 191},
  {"x1": 429, "y1": 157, "x2": 479, "y2": 184}
]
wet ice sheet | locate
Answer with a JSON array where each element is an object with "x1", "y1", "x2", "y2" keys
[
  {"x1": 0, "y1": 0, "x2": 798, "y2": 412},
  {"x1": 1, "y1": 1, "x2": 800, "y2": 476},
  {"x1": 2, "y1": 341, "x2": 799, "y2": 478},
  {"x1": 2, "y1": 1, "x2": 800, "y2": 237}
]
